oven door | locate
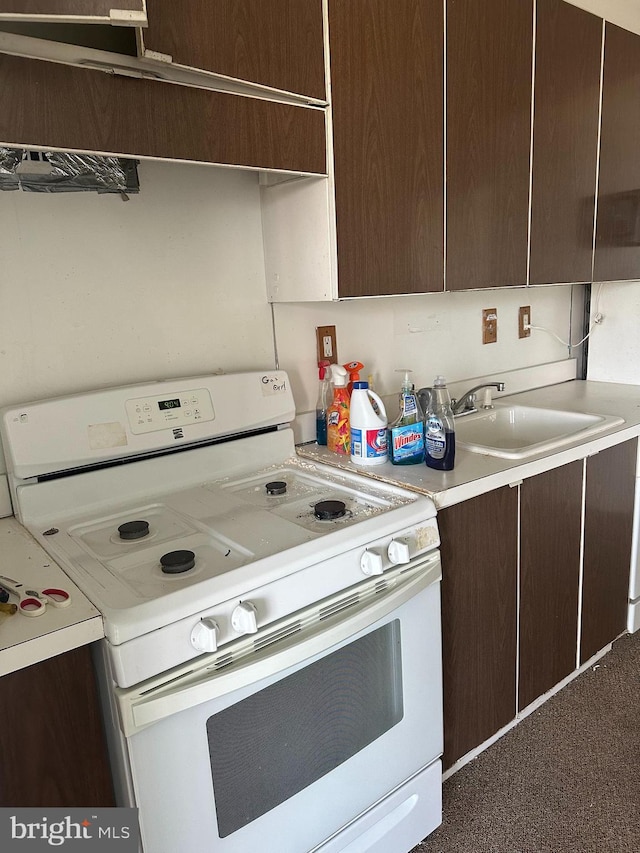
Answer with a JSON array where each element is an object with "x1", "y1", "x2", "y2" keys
[{"x1": 115, "y1": 554, "x2": 442, "y2": 853}]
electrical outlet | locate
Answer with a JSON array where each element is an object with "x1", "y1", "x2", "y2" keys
[
  {"x1": 316, "y1": 325, "x2": 338, "y2": 364},
  {"x1": 519, "y1": 306, "x2": 531, "y2": 339},
  {"x1": 482, "y1": 308, "x2": 498, "y2": 344}
]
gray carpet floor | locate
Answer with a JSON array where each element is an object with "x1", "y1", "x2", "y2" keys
[{"x1": 413, "y1": 631, "x2": 640, "y2": 853}]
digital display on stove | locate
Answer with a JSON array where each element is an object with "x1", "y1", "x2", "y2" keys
[{"x1": 158, "y1": 398, "x2": 181, "y2": 411}]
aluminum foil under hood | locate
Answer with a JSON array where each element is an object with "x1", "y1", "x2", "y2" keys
[{"x1": 0, "y1": 148, "x2": 139, "y2": 196}]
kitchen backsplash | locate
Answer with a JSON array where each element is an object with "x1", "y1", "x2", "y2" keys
[{"x1": 1, "y1": 159, "x2": 584, "y2": 480}]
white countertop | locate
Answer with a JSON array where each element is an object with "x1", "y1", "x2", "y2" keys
[
  {"x1": 297, "y1": 379, "x2": 640, "y2": 508},
  {"x1": 0, "y1": 517, "x2": 104, "y2": 676}
]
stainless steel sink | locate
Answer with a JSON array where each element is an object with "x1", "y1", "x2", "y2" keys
[{"x1": 455, "y1": 403, "x2": 624, "y2": 460}]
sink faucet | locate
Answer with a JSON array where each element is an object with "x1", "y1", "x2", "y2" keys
[{"x1": 451, "y1": 382, "x2": 505, "y2": 416}]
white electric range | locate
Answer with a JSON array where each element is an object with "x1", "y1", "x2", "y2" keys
[{"x1": 1, "y1": 371, "x2": 443, "y2": 853}]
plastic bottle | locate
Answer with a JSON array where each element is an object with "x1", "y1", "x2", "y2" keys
[
  {"x1": 388, "y1": 369, "x2": 425, "y2": 465},
  {"x1": 315, "y1": 360, "x2": 331, "y2": 445},
  {"x1": 349, "y1": 381, "x2": 388, "y2": 465},
  {"x1": 326, "y1": 364, "x2": 351, "y2": 455},
  {"x1": 424, "y1": 375, "x2": 456, "y2": 471}
]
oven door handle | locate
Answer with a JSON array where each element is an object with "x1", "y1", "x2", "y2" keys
[{"x1": 116, "y1": 553, "x2": 441, "y2": 737}]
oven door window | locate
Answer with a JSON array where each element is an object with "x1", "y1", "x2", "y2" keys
[{"x1": 207, "y1": 620, "x2": 403, "y2": 837}]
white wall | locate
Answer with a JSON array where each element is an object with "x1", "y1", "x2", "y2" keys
[
  {"x1": 0, "y1": 160, "x2": 275, "y2": 407},
  {"x1": 587, "y1": 281, "x2": 640, "y2": 382},
  {"x1": 274, "y1": 286, "x2": 584, "y2": 429},
  {"x1": 0, "y1": 159, "x2": 583, "y2": 473}
]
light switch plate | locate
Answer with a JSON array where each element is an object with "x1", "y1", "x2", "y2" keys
[
  {"x1": 519, "y1": 306, "x2": 531, "y2": 338},
  {"x1": 482, "y1": 308, "x2": 498, "y2": 344}
]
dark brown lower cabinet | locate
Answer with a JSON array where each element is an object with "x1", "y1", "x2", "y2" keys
[
  {"x1": 438, "y1": 486, "x2": 518, "y2": 769},
  {"x1": 519, "y1": 462, "x2": 583, "y2": 711},
  {"x1": 581, "y1": 440, "x2": 637, "y2": 663},
  {"x1": 0, "y1": 644, "x2": 114, "y2": 807},
  {"x1": 439, "y1": 442, "x2": 636, "y2": 769}
]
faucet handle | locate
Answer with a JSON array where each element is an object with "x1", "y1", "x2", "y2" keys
[
  {"x1": 452, "y1": 393, "x2": 476, "y2": 414},
  {"x1": 417, "y1": 387, "x2": 432, "y2": 414}
]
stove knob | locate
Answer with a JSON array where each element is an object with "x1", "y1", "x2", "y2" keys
[
  {"x1": 388, "y1": 539, "x2": 411, "y2": 565},
  {"x1": 191, "y1": 617, "x2": 219, "y2": 653},
  {"x1": 231, "y1": 601, "x2": 258, "y2": 635},
  {"x1": 360, "y1": 549, "x2": 384, "y2": 576}
]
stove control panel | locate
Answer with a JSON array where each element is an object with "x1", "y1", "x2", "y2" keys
[{"x1": 125, "y1": 388, "x2": 215, "y2": 435}]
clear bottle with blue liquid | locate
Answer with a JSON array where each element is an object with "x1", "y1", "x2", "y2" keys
[{"x1": 315, "y1": 360, "x2": 330, "y2": 445}]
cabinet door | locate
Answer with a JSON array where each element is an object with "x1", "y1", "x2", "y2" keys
[
  {"x1": 328, "y1": 0, "x2": 444, "y2": 297},
  {"x1": 0, "y1": 645, "x2": 114, "y2": 807},
  {"x1": 594, "y1": 24, "x2": 640, "y2": 282},
  {"x1": 142, "y1": 0, "x2": 325, "y2": 101},
  {"x1": 446, "y1": 0, "x2": 532, "y2": 290},
  {"x1": 0, "y1": 1, "x2": 145, "y2": 25},
  {"x1": 581, "y1": 440, "x2": 636, "y2": 663},
  {"x1": 519, "y1": 462, "x2": 583, "y2": 711},
  {"x1": 529, "y1": 0, "x2": 601, "y2": 285},
  {"x1": 0, "y1": 53, "x2": 326, "y2": 174},
  {"x1": 438, "y1": 487, "x2": 518, "y2": 769}
]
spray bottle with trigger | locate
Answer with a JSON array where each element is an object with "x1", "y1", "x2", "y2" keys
[
  {"x1": 326, "y1": 364, "x2": 350, "y2": 455},
  {"x1": 315, "y1": 360, "x2": 331, "y2": 445}
]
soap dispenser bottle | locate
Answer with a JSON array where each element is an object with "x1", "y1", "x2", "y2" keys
[
  {"x1": 388, "y1": 369, "x2": 424, "y2": 465},
  {"x1": 423, "y1": 375, "x2": 456, "y2": 471},
  {"x1": 326, "y1": 364, "x2": 350, "y2": 455}
]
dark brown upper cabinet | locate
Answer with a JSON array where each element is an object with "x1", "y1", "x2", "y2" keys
[
  {"x1": 0, "y1": 0, "x2": 146, "y2": 25},
  {"x1": 594, "y1": 24, "x2": 640, "y2": 282},
  {"x1": 328, "y1": 0, "x2": 444, "y2": 298},
  {"x1": 141, "y1": 0, "x2": 326, "y2": 103},
  {"x1": 446, "y1": 0, "x2": 532, "y2": 291},
  {"x1": 0, "y1": 52, "x2": 326, "y2": 175},
  {"x1": 529, "y1": 0, "x2": 602, "y2": 286}
]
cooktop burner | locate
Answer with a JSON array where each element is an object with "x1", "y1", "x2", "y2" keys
[
  {"x1": 314, "y1": 500, "x2": 347, "y2": 520},
  {"x1": 265, "y1": 480, "x2": 287, "y2": 496},
  {"x1": 118, "y1": 520, "x2": 150, "y2": 541},
  {"x1": 160, "y1": 549, "x2": 196, "y2": 574}
]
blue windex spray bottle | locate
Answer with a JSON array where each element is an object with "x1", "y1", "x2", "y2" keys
[{"x1": 388, "y1": 370, "x2": 424, "y2": 465}]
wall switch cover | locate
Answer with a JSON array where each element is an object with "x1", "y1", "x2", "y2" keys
[
  {"x1": 519, "y1": 306, "x2": 531, "y2": 338},
  {"x1": 482, "y1": 308, "x2": 498, "y2": 344},
  {"x1": 316, "y1": 325, "x2": 338, "y2": 363}
]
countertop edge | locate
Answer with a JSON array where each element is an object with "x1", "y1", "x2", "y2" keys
[
  {"x1": 0, "y1": 614, "x2": 104, "y2": 677},
  {"x1": 297, "y1": 380, "x2": 640, "y2": 509}
]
